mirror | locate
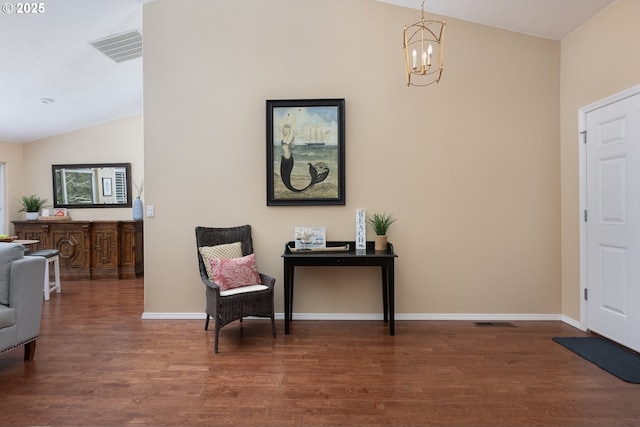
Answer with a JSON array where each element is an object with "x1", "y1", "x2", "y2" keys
[{"x1": 52, "y1": 163, "x2": 132, "y2": 208}]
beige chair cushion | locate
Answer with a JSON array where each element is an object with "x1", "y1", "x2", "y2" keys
[{"x1": 198, "y1": 242, "x2": 242, "y2": 281}]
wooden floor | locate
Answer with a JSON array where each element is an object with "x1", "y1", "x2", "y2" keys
[{"x1": 1, "y1": 279, "x2": 640, "y2": 426}]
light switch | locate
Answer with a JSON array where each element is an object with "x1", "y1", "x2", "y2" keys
[{"x1": 146, "y1": 205, "x2": 154, "y2": 218}]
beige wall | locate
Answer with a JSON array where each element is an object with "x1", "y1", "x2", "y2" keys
[
  {"x1": 0, "y1": 140, "x2": 25, "y2": 234},
  {"x1": 143, "y1": 0, "x2": 561, "y2": 316},
  {"x1": 7, "y1": 0, "x2": 635, "y2": 321},
  {"x1": 559, "y1": 0, "x2": 640, "y2": 320},
  {"x1": 17, "y1": 114, "x2": 144, "y2": 224}
]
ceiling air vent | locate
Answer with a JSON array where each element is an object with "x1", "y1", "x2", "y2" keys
[{"x1": 90, "y1": 30, "x2": 142, "y2": 63}]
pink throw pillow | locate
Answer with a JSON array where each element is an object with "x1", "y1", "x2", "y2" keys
[{"x1": 208, "y1": 253, "x2": 261, "y2": 291}]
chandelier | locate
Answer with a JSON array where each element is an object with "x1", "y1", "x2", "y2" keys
[{"x1": 403, "y1": 0, "x2": 446, "y2": 87}]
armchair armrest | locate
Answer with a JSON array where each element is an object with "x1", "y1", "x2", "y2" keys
[
  {"x1": 259, "y1": 273, "x2": 275, "y2": 289},
  {"x1": 10, "y1": 256, "x2": 45, "y2": 343},
  {"x1": 199, "y1": 269, "x2": 221, "y2": 293}
]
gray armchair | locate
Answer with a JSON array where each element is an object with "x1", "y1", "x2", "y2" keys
[
  {"x1": 195, "y1": 225, "x2": 276, "y2": 353},
  {"x1": 0, "y1": 243, "x2": 46, "y2": 361}
]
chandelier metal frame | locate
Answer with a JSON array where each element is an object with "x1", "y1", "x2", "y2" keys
[{"x1": 403, "y1": 0, "x2": 446, "y2": 87}]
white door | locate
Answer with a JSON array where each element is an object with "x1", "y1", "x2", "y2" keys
[{"x1": 586, "y1": 92, "x2": 640, "y2": 352}]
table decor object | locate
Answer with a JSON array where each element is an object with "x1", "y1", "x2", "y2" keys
[
  {"x1": 18, "y1": 194, "x2": 48, "y2": 220},
  {"x1": 133, "y1": 179, "x2": 143, "y2": 221},
  {"x1": 38, "y1": 215, "x2": 71, "y2": 221},
  {"x1": 294, "y1": 226, "x2": 326, "y2": 250},
  {"x1": 367, "y1": 212, "x2": 396, "y2": 251},
  {"x1": 355, "y1": 209, "x2": 366, "y2": 250},
  {"x1": 288, "y1": 244, "x2": 349, "y2": 253},
  {"x1": 39, "y1": 207, "x2": 70, "y2": 221}
]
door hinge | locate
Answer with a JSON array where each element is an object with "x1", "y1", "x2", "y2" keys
[
  {"x1": 584, "y1": 288, "x2": 588, "y2": 301},
  {"x1": 584, "y1": 209, "x2": 588, "y2": 222},
  {"x1": 580, "y1": 130, "x2": 587, "y2": 143}
]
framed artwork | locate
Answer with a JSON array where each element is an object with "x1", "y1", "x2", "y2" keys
[
  {"x1": 266, "y1": 98, "x2": 345, "y2": 206},
  {"x1": 294, "y1": 226, "x2": 326, "y2": 249},
  {"x1": 102, "y1": 177, "x2": 113, "y2": 196}
]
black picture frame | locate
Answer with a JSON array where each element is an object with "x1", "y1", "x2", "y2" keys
[
  {"x1": 52, "y1": 163, "x2": 132, "y2": 208},
  {"x1": 266, "y1": 98, "x2": 345, "y2": 206}
]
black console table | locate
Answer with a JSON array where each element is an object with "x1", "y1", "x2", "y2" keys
[{"x1": 282, "y1": 241, "x2": 398, "y2": 335}]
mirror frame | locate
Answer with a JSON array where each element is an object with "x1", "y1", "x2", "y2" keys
[{"x1": 52, "y1": 163, "x2": 132, "y2": 209}]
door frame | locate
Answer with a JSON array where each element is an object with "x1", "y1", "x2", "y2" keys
[{"x1": 578, "y1": 83, "x2": 640, "y2": 331}]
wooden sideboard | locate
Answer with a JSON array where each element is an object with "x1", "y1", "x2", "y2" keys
[{"x1": 12, "y1": 220, "x2": 143, "y2": 280}]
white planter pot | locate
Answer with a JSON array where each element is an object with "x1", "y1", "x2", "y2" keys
[{"x1": 25, "y1": 212, "x2": 39, "y2": 220}]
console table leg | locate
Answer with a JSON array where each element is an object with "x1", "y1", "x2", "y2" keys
[
  {"x1": 388, "y1": 261, "x2": 395, "y2": 336},
  {"x1": 284, "y1": 264, "x2": 292, "y2": 334},
  {"x1": 381, "y1": 265, "x2": 389, "y2": 323}
]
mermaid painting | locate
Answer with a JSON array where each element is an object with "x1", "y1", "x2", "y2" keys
[
  {"x1": 266, "y1": 99, "x2": 345, "y2": 206},
  {"x1": 279, "y1": 122, "x2": 330, "y2": 193}
]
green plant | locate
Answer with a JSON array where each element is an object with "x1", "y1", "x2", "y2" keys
[
  {"x1": 18, "y1": 194, "x2": 48, "y2": 212},
  {"x1": 367, "y1": 212, "x2": 396, "y2": 236}
]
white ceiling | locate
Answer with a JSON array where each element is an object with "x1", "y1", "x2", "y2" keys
[
  {"x1": 380, "y1": 0, "x2": 617, "y2": 40},
  {"x1": 0, "y1": 0, "x2": 617, "y2": 144},
  {"x1": 0, "y1": 0, "x2": 149, "y2": 144}
]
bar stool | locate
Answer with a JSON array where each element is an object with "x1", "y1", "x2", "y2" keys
[{"x1": 27, "y1": 249, "x2": 61, "y2": 300}]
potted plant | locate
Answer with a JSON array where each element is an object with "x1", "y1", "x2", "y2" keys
[
  {"x1": 18, "y1": 194, "x2": 48, "y2": 220},
  {"x1": 367, "y1": 212, "x2": 396, "y2": 251}
]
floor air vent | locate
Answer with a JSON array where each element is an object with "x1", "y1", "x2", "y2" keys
[
  {"x1": 473, "y1": 321, "x2": 516, "y2": 327},
  {"x1": 90, "y1": 30, "x2": 142, "y2": 63}
]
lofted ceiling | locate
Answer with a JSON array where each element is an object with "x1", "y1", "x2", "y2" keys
[
  {"x1": 0, "y1": 0, "x2": 617, "y2": 144},
  {"x1": 379, "y1": 0, "x2": 617, "y2": 40},
  {"x1": 0, "y1": 0, "x2": 150, "y2": 144}
]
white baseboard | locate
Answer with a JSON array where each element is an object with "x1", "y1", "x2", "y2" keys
[
  {"x1": 141, "y1": 312, "x2": 565, "y2": 322},
  {"x1": 560, "y1": 315, "x2": 583, "y2": 330},
  {"x1": 394, "y1": 313, "x2": 563, "y2": 321}
]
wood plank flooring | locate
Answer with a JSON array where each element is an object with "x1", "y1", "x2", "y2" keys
[{"x1": 1, "y1": 279, "x2": 640, "y2": 426}]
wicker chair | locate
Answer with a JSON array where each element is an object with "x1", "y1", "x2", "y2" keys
[{"x1": 195, "y1": 225, "x2": 276, "y2": 353}]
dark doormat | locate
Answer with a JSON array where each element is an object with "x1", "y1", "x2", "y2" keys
[{"x1": 553, "y1": 336, "x2": 640, "y2": 384}]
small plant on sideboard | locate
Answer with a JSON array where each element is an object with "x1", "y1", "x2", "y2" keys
[{"x1": 18, "y1": 195, "x2": 48, "y2": 220}]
